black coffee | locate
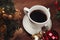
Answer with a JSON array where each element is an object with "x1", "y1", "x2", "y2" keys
[{"x1": 30, "y1": 10, "x2": 47, "y2": 23}]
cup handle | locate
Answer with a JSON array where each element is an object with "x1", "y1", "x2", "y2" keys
[
  {"x1": 24, "y1": 7, "x2": 30, "y2": 16},
  {"x1": 48, "y1": 8, "x2": 50, "y2": 11}
]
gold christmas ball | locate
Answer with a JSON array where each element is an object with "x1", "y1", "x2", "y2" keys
[
  {"x1": 8, "y1": 15, "x2": 12, "y2": 19},
  {"x1": 2, "y1": 11, "x2": 5, "y2": 13},
  {"x1": 3, "y1": 14, "x2": 8, "y2": 18}
]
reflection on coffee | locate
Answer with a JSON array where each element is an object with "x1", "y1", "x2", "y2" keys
[{"x1": 30, "y1": 10, "x2": 47, "y2": 23}]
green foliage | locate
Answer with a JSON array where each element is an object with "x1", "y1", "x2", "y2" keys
[
  {"x1": 56, "y1": 11, "x2": 60, "y2": 19},
  {"x1": 0, "y1": 0, "x2": 19, "y2": 40},
  {"x1": 0, "y1": 0, "x2": 16, "y2": 14}
]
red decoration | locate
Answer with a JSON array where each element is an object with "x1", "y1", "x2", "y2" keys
[
  {"x1": 54, "y1": 0, "x2": 59, "y2": 8},
  {"x1": 58, "y1": 7, "x2": 60, "y2": 11},
  {"x1": 42, "y1": 30, "x2": 59, "y2": 40},
  {"x1": 54, "y1": 0, "x2": 60, "y2": 11}
]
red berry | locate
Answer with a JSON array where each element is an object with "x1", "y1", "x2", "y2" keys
[
  {"x1": 42, "y1": 30, "x2": 59, "y2": 40},
  {"x1": 54, "y1": 0, "x2": 59, "y2": 8}
]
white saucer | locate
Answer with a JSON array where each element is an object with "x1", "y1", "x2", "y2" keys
[{"x1": 23, "y1": 15, "x2": 52, "y2": 35}]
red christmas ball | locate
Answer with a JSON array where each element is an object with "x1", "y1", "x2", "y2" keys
[{"x1": 42, "y1": 30, "x2": 59, "y2": 40}]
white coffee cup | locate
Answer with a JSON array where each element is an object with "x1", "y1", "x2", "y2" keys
[
  {"x1": 24, "y1": 5, "x2": 51, "y2": 28},
  {"x1": 24, "y1": 5, "x2": 51, "y2": 40}
]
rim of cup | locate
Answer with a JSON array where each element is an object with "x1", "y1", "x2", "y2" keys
[{"x1": 28, "y1": 5, "x2": 50, "y2": 24}]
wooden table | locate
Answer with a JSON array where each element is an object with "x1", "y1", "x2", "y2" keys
[{"x1": 11, "y1": 0, "x2": 60, "y2": 40}]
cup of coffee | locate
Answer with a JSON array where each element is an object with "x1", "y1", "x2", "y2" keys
[{"x1": 24, "y1": 5, "x2": 51, "y2": 32}]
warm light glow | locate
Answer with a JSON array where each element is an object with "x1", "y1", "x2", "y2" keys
[
  {"x1": 52, "y1": 36, "x2": 55, "y2": 39},
  {"x1": 49, "y1": 33, "x2": 52, "y2": 36}
]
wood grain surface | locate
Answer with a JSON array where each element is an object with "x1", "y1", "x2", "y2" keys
[{"x1": 10, "y1": 0, "x2": 60, "y2": 40}]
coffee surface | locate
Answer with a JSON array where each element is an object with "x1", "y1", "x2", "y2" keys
[{"x1": 30, "y1": 10, "x2": 47, "y2": 23}]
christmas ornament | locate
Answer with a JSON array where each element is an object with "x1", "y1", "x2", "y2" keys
[
  {"x1": 0, "y1": 7, "x2": 5, "y2": 14},
  {"x1": 42, "y1": 30, "x2": 59, "y2": 40},
  {"x1": 32, "y1": 32, "x2": 42, "y2": 40}
]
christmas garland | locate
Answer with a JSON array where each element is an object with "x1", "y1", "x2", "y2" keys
[{"x1": 0, "y1": 0, "x2": 20, "y2": 40}]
